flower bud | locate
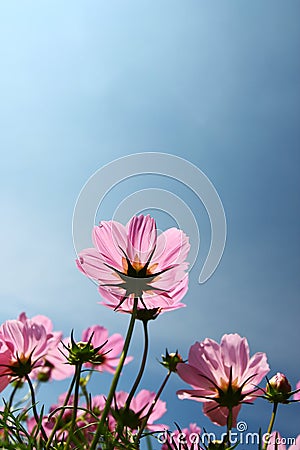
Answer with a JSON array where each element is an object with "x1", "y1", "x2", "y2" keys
[
  {"x1": 266, "y1": 373, "x2": 292, "y2": 403},
  {"x1": 160, "y1": 349, "x2": 184, "y2": 372},
  {"x1": 66, "y1": 330, "x2": 107, "y2": 365},
  {"x1": 67, "y1": 340, "x2": 96, "y2": 364}
]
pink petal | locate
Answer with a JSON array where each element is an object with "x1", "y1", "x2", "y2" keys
[
  {"x1": 288, "y1": 435, "x2": 300, "y2": 450},
  {"x1": 105, "y1": 333, "x2": 125, "y2": 357},
  {"x1": 203, "y1": 401, "x2": 227, "y2": 426},
  {"x1": 176, "y1": 388, "x2": 211, "y2": 402},
  {"x1": 176, "y1": 362, "x2": 213, "y2": 394},
  {"x1": 92, "y1": 221, "x2": 127, "y2": 271},
  {"x1": 294, "y1": 381, "x2": 300, "y2": 401},
  {"x1": 152, "y1": 228, "x2": 190, "y2": 270},
  {"x1": 82, "y1": 325, "x2": 108, "y2": 346},
  {"x1": 188, "y1": 339, "x2": 227, "y2": 388},
  {"x1": 220, "y1": 334, "x2": 250, "y2": 382},
  {"x1": 203, "y1": 402, "x2": 241, "y2": 427},
  {"x1": 31, "y1": 315, "x2": 54, "y2": 334},
  {"x1": 76, "y1": 248, "x2": 108, "y2": 280},
  {"x1": 126, "y1": 215, "x2": 157, "y2": 264},
  {"x1": 241, "y1": 351, "x2": 269, "y2": 395}
]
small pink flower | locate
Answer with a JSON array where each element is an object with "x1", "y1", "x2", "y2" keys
[
  {"x1": 81, "y1": 325, "x2": 132, "y2": 373},
  {"x1": 110, "y1": 389, "x2": 167, "y2": 432},
  {"x1": 18, "y1": 313, "x2": 73, "y2": 381},
  {"x1": 177, "y1": 333, "x2": 269, "y2": 427},
  {"x1": 76, "y1": 214, "x2": 190, "y2": 314},
  {"x1": 0, "y1": 319, "x2": 49, "y2": 390},
  {"x1": 161, "y1": 423, "x2": 201, "y2": 450}
]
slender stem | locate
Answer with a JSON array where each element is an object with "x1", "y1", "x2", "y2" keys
[
  {"x1": 89, "y1": 298, "x2": 138, "y2": 450},
  {"x1": 15, "y1": 380, "x2": 40, "y2": 409},
  {"x1": 45, "y1": 368, "x2": 77, "y2": 449},
  {"x1": 80, "y1": 372, "x2": 92, "y2": 410},
  {"x1": 125, "y1": 320, "x2": 149, "y2": 410},
  {"x1": 146, "y1": 433, "x2": 154, "y2": 450},
  {"x1": 136, "y1": 371, "x2": 172, "y2": 441},
  {"x1": 226, "y1": 407, "x2": 233, "y2": 447},
  {"x1": 263, "y1": 403, "x2": 278, "y2": 450},
  {"x1": 25, "y1": 374, "x2": 48, "y2": 442},
  {"x1": 64, "y1": 363, "x2": 82, "y2": 450},
  {"x1": 7, "y1": 380, "x2": 22, "y2": 410}
]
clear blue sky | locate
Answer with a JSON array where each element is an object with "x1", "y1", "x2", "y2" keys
[{"x1": 1, "y1": 0, "x2": 300, "y2": 443}]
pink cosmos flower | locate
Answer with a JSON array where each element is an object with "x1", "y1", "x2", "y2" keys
[
  {"x1": 18, "y1": 313, "x2": 73, "y2": 381},
  {"x1": 161, "y1": 423, "x2": 201, "y2": 450},
  {"x1": 177, "y1": 333, "x2": 270, "y2": 427},
  {"x1": 0, "y1": 319, "x2": 49, "y2": 391},
  {"x1": 267, "y1": 432, "x2": 300, "y2": 450},
  {"x1": 110, "y1": 389, "x2": 167, "y2": 432},
  {"x1": 76, "y1": 214, "x2": 190, "y2": 313},
  {"x1": 81, "y1": 325, "x2": 132, "y2": 373}
]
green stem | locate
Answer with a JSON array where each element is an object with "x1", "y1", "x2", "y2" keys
[
  {"x1": 25, "y1": 374, "x2": 48, "y2": 442},
  {"x1": 136, "y1": 371, "x2": 172, "y2": 442},
  {"x1": 89, "y1": 298, "x2": 138, "y2": 450},
  {"x1": 7, "y1": 380, "x2": 22, "y2": 410},
  {"x1": 125, "y1": 319, "x2": 149, "y2": 410},
  {"x1": 64, "y1": 363, "x2": 82, "y2": 450},
  {"x1": 15, "y1": 380, "x2": 40, "y2": 409},
  {"x1": 146, "y1": 433, "x2": 154, "y2": 450},
  {"x1": 80, "y1": 372, "x2": 92, "y2": 410},
  {"x1": 226, "y1": 407, "x2": 233, "y2": 447},
  {"x1": 263, "y1": 403, "x2": 278, "y2": 450},
  {"x1": 45, "y1": 367, "x2": 77, "y2": 449}
]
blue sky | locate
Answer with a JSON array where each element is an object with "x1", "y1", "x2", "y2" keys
[{"x1": 1, "y1": 0, "x2": 300, "y2": 443}]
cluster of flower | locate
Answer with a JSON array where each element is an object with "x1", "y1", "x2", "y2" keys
[{"x1": 0, "y1": 214, "x2": 299, "y2": 449}]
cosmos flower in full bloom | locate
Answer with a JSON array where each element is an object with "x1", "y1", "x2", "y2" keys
[
  {"x1": 176, "y1": 333, "x2": 270, "y2": 427},
  {"x1": 18, "y1": 312, "x2": 73, "y2": 381},
  {"x1": 76, "y1": 214, "x2": 190, "y2": 315},
  {"x1": 0, "y1": 318, "x2": 49, "y2": 391}
]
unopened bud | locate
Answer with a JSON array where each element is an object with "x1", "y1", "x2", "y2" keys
[
  {"x1": 266, "y1": 373, "x2": 292, "y2": 403},
  {"x1": 160, "y1": 349, "x2": 184, "y2": 372}
]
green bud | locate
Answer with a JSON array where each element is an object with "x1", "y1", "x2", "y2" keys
[{"x1": 160, "y1": 349, "x2": 184, "y2": 372}]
